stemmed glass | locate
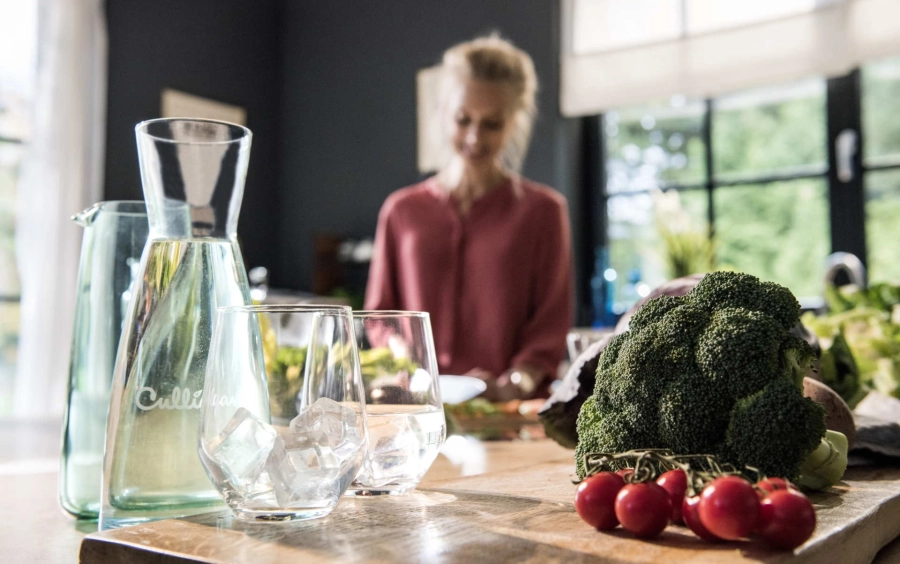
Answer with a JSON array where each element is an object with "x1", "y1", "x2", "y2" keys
[
  {"x1": 348, "y1": 311, "x2": 446, "y2": 495},
  {"x1": 198, "y1": 305, "x2": 368, "y2": 521}
]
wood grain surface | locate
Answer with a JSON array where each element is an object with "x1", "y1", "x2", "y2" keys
[
  {"x1": 4, "y1": 420, "x2": 900, "y2": 564},
  {"x1": 79, "y1": 454, "x2": 900, "y2": 564}
]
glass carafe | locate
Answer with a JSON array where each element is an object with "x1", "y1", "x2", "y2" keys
[
  {"x1": 100, "y1": 119, "x2": 253, "y2": 529},
  {"x1": 60, "y1": 201, "x2": 148, "y2": 519}
]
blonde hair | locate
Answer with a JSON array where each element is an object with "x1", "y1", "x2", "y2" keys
[{"x1": 440, "y1": 35, "x2": 538, "y2": 174}]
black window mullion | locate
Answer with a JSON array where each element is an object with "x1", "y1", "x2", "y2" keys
[
  {"x1": 579, "y1": 115, "x2": 605, "y2": 326},
  {"x1": 703, "y1": 99, "x2": 715, "y2": 238},
  {"x1": 826, "y1": 70, "x2": 867, "y2": 266}
]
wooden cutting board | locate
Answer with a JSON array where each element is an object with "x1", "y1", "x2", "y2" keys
[{"x1": 79, "y1": 459, "x2": 900, "y2": 564}]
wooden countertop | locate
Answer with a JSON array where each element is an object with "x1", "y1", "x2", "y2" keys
[{"x1": 4, "y1": 420, "x2": 900, "y2": 564}]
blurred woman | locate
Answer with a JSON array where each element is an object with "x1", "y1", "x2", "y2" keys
[{"x1": 365, "y1": 35, "x2": 573, "y2": 401}]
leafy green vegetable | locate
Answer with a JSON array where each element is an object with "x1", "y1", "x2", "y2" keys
[
  {"x1": 263, "y1": 342, "x2": 421, "y2": 420},
  {"x1": 266, "y1": 345, "x2": 307, "y2": 420},
  {"x1": 358, "y1": 347, "x2": 419, "y2": 384},
  {"x1": 575, "y1": 271, "x2": 843, "y2": 488},
  {"x1": 803, "y1": 283, "x2": 900, "y2": 403}
]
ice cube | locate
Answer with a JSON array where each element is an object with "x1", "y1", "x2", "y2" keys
[
  {"x1": 359, "y1": 414, "x2": 423, "y2": 487},
  {"x1": 267, "y1": 436, "x2": 341, "y2": 506},
  {"x1": 266, "y1": 398, "x2": 365, "y2": 506},
  {"x1": 289, "y1": 397, "x2": 365, "y2": 464},
  {"x1": 208, "y1": 407, "x2": 277, "y2": 489}
]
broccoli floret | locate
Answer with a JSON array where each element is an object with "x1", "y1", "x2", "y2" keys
[
  {"x1": 596, "y1": 332, "x2": 628, "y2": 380},
  {"x1": 659, "y1": 371, "x2": 733, "y2": 454},
  {"x1": 608, "y1": 325, "x2": 678, "y2": 396},
  {"x1": 575, "y1": 271, "x2": 833, "y2": 484},
  {"x1": 575, "y1": 396, "x2": 603, "y2": 478},
  {"x1": 757, "y1": 281, "x2": 803, "y2": 330},
  {"x1": 724, "y1": 378, "x2": 826, "y2": 479},
  {"x1": 690, "y1": 271, "x2": 800, "y2": 330},
  {"x1": 627, "y1": 295, "x2": 684, "y2": 332},
  {"x1": 575, "y1": 396, "x2": 661, "y2": 478},
  {"x1": 779, "y1": 332, "x2": 817, "y2": 389},
  {"x1": 695, "y1": 308, "x2": 783, "y2": 399}
]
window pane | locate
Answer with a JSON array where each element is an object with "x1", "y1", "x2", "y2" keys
[
  {"x1": 714, "y1": 179, "x2": 829, "y2": 300},
  {"x1": 862, "y1": 55, "x2": 900, "y2": 168},
  {"x1": 607, "y1": 188, "x2": 708, "y2": 314},
  {"x1": 865, "y1": 169, "x2": 900, "y2": 283},
  {"x1": 0, "y1": 142, "x2": 20, "y2": 413},
  {"x1": 605, "y1": 98, "x2": 706, "y2": 194},
  {"x1": 0, "y1": 299, "x2": 17, "y2": 413},
  {"x1": 712, "y1": 80, "x2": 826, "y2": 182},
  {"x1": 0, "y1": 142, "x2": 20, "y2": 297}
]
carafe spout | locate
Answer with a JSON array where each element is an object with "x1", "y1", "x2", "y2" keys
[{"x1": 72, "y1": 202, "x2": 103, "y2": 227}]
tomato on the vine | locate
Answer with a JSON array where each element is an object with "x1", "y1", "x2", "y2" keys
[
  {"x1": 698, "y1": 476, "x2": 760, "y2": 540},
  {"x1": 616, "y1": 468, "x2": 634, "y2": 480},
  {"x1": 682, "y1": 495, "x2": 720, "y2": 542},
  {"x1": 756, "y1": 490, "x2": 816, "y2": 549},
  {"x1": 575, "y1": 472, "x2": 626, "y2": 530},
  {"x1": 656, "y1": 469, "x2": 688, "y2": 524},
  {"x1": 614, "y1": 482, "x2": 672, "y2": 539},
  {"x1": 755, "y1": 477, "x2": 798, "y2": 498}
]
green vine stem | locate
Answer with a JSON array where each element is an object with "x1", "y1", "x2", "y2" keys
[{"x1": 576, "y1": 449, "x2": 769, "y2": 497}]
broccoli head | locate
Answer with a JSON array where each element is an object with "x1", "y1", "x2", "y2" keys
[{"x1": 575, "y1": 271, "x2": 829, "y2": 483}]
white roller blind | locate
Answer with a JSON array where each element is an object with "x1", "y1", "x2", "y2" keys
[{"x1": 561, "y1": 0, "x2": 900, "y2": 116}]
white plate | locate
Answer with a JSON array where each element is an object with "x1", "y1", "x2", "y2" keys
[{"x1": 439, "y1": 375, "x2": 487, "y2": 404}]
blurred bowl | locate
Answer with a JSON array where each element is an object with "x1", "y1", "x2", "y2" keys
[{"x1": 439, "y1": 375, "x2": 487, "y2": 404}]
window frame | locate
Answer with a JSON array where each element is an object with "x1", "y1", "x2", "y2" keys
[
  {"x1": 580, "y1": 66, "x2": 900, "y2": 325},
  {"x1": 0, "y1": 134, "x2": 23, "y2": 305}
]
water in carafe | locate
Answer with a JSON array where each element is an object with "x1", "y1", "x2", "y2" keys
[{"x1": 100, "y1": 119, "x2": 254, "y2": 529}]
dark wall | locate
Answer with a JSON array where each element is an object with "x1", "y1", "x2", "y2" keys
[
  {"x1": 276, "y1": 1, "x2": 583, "y2": 300},
  {"x1": 104, "y1": 0, "x2": 283, "y2": 272},
  {"x1": 104, "y1": 1, "x2": 587, "y2": 319}
]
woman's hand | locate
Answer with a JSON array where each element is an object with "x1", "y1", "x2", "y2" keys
[
  {"x1": 465, "y1": 368, "x2": 501, "y2": 401},
  {"x1": 467, "y1": 365, "x2": 545, "y2": 402}
]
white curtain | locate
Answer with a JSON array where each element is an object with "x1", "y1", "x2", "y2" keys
[
  {"x1": 14, "y1": 0, "x2": 106, "y2": 417},
  {"x1": 561, "y1": 0, "x2": 900, "y2": 116}
]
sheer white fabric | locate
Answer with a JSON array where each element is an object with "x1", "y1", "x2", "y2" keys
[
  {"x1": 14, "y1": 0, "x2": 106, "y2": 417},
  {"x1": 561, "y1": 0, "x2": 900, "y2": 116}
]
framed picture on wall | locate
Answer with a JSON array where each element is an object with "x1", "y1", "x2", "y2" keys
[
  {"x1": 161, "y1": 88, "x2": 247, "y2": 125},
  {"x1": 416, "y1": 65, "x2": 449, "y2": 174}
]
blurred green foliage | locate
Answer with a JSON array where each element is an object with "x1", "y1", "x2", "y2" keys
[
  {"x1": 802, "y1": 282, "x2": 900, "y2": 403},
  {"x1": 606, "y1": 57, "x2": 900, "y2": 311}
]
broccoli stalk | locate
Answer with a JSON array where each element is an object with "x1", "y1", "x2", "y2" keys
[
  {"x1": 797, "y1": 430, "x2": 849, "y2": 490},
  {"x1": 575, "y1": 272, "x2": 844, "y2": 488}
]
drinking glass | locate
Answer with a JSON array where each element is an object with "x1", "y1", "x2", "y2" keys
[
  {"x1": 348, "y1": 311, "x2": 445, "y2": 495},
  {"x1": 198, "y1": 305, "x2": 368, "y2": 522}
]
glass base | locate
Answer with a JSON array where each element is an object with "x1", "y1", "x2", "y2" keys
[
  {"x1": 60, "y1": 501, "x2": 100, "y2": 521},
  {"x1": 232, "y1": 506, "x2": 334, "y2": 522},
  {"x1": 345, "y1": 484, "x2": 416, "y2": 496},
  {"x1": 100, "y1": 500, "x2": 225, "y2": 530}
]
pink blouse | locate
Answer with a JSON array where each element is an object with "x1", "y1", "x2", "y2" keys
[{"x1": 364, "y1": 177, "x2": 573, "y2": 380}]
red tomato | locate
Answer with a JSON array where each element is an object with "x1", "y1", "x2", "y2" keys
[
  {"x1": 757, "y1": 490, "x2": 816, "y2": 550},
  {"x1": 656, "y1": 469, "x2": 688, "y2": 524},
  {"x1": 755, "y1": 477, "x2": 798, "y2": 498},
  {"x1": 682, "y1": 495, "x2": 720, "y2": 542},
  {"x1": 698, "y1": 476, "x2": 760, "y2": 540},
  {"x1": 616, "y1": 468, "x2": 634, "y2": 481},
  {"x1": 575, "y1": 472, "x2": 626, "y2": 530},
  {"x1": 614, "y1": 482, "x2": 672, "y2": 539}
]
